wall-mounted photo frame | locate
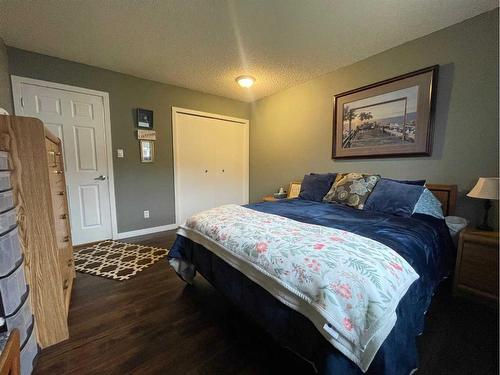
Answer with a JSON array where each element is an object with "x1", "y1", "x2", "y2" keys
[
  {"x1": 332, "y1": 65, "x2": 438, "y2": 159},
  {"x1": 140, "y1": 140, "x2": 155, "y2": 163},
  {"x1": 137, "y1": 108, "x2": 154, "y2": 129},
  {"x1": 137, "y1": 129, "x2": 157, "y2": 140}
]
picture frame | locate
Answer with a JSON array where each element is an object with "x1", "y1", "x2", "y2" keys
[
  {"x1": 287, "y1": 181, "x2": 302, "y2": 199},
  {"x1": 137, "y1": 108, "x2": 154, "y2": 129},
  {"x1": 140, "y1": 140, "x2": 155, "y2": 163},
  {"x1": 332, "y1": 65, "x2": 438, "y2": 159}
]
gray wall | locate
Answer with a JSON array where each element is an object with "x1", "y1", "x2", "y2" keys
[
  {"x1": 8, "y1": 47, "x2": 250, "y2": 233},
  {"x1": 250, "y1": 10, "x2": 499, "y2": 227},
  {"x1": 0, "y1": 38, "x2": 12, "y2": 113}
]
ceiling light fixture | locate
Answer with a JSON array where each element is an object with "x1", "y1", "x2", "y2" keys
[{"x1": 236, "y1": 75, "x2": 255, "y2": 88}]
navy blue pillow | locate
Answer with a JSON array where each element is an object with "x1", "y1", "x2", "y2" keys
[
  {"x1": 382, "y1": 177, "x2": 426, "y2": 186},
  {"x1": 364, "y1": 179, "x2": 425, "y2": 217},
  {"x1": 299, "y1": 173, "x2": 337, "y2": 202}
]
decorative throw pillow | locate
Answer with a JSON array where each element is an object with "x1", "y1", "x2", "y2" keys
[
  {"x1": 382, "y1": 178, "x2": 426, "y2": 186},
  {"x1": 412, "y1": 188, "x2": 444, "y2": 219},
  {"x1": 323, "y1": 173, "x2": 380, "y2": 209},
  {"x1": 364, "y1": 179, "x2": 425, "y2": 217},
  {"x1": 299, "y1": 173, "x2": 337, "y2": 202}
]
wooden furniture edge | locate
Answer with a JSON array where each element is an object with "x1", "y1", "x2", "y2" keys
[
  {"x1": 0, "y1": 329, "x2": 20, "y2": 375},
  {"x1": 44, "y1": 126, "x2": 60, "y2": 145},
  {"x1": 426, "y1": 183, "x2": 457, "y2": 216}
]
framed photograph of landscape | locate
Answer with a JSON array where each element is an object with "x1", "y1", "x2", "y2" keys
[{"x1": 332, "y1": 65, "x2": 438, "y2": 159}]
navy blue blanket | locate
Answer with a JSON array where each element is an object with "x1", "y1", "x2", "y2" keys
[{"x1": 168, "y1": 199, "x2": 454, "y2": 374}]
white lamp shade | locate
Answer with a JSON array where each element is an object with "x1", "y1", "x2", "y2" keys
[{"x1": 467, "y1": 177, "x2": 499, "y2": 200}]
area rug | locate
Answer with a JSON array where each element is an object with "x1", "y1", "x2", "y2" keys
[{"x1": 73, "y1": 240, "x2": 169, "y2": 281}]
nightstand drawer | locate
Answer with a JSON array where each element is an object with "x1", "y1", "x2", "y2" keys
[
  {"x1": 458, "y1": 242, "x2": 498, "y2": 296},
  {"x1": 454, "y1": 229, "x2": 499, "y2": 302}
]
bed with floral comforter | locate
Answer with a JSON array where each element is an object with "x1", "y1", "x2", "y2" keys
[{"x1": 168, "y1": 198, "x2": 454, "y2": 374}]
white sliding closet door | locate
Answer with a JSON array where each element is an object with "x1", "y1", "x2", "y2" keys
[
  {"x1": 173, "y1": 108, "x2": 249, "y2": 225},
  {"x1": 214, "y1": 121, "x2": 247, "y2": 207}
]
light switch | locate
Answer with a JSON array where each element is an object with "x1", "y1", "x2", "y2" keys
[{"x1": 117, "y1": 148, "x2": 124, "y2": 158}]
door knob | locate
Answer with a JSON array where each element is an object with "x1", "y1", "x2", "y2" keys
[{"x1": 94, "y1": 175, "x2": 107, "y2": 181}]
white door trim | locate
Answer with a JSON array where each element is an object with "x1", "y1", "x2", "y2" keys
[
  {"x1": 172, "y1": 106, "x2": 249, "y2": 225},
  {"x1": 114, "y1": 223, "x2": 179, "y2": 240},
  {"x1": 11, "y1": 75, "x2": 119, "y2": 240}
]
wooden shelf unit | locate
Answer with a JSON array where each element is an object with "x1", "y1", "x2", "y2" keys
[{"x1": 0, "y1": 115, "x2": 74, "y2": 348}]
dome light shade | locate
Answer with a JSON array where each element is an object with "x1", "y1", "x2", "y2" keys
[{"x1": 236, "y1": 75, "x2": 255, "y2": 88}]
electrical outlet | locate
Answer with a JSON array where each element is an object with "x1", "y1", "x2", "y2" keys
[
  {"x1": 143, "y1": 210, "x2": 150, "y2": 219},
  {"x1": 117, "y1": 148, "x2": 124, "y2": 158}
]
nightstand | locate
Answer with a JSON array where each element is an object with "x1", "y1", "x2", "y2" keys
[{"x1": 453, "y1": 228, "x2": 499, "y2": 303}]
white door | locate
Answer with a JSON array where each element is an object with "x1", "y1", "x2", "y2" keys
[
  {"x1": 173, "y1": 109, "x2": 249, "y2": 225},
  {"x1": 13, "y1": 79, "x2": 114, "y2": 245},
  {"x1": 214, "y1": 121, "x2": 247, "y2": 207},
  {"x1": 174, "y1": 114, "x2": 216, "y2": 223}
]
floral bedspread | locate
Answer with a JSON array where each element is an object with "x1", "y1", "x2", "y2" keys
[{"x1": 180, "y1": 204, "x2": 419, "y2": 371}]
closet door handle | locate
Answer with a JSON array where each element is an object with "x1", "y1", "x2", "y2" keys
[
  {"x1": 221, "y1": 169, "x2": 225, "y2": 173},
  {"x1": 204, "y1": 169, "x2": 208, "y2": 173}
]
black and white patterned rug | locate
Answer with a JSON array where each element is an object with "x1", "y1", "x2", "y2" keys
[{"x1": 73, "y1": 240, "x2": 169, "y2": 281}]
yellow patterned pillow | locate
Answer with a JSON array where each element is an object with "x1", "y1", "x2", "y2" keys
[{"x1": 323, "y1": 173, "x2": 380, "y2": 209}]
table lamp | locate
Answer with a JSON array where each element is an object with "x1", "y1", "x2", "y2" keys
[{"x1": 466, "y1": 177, "x2": 499, "y2": 231}]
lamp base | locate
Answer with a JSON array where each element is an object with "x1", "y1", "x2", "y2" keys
[{"x1": 476, "y1": 199, "x2": 494, "y2": 231}]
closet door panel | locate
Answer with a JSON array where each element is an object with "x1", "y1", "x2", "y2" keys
[
  {"x1": 214, "y1": 122, "x2": 247, "y2": 207},
  {"x1": 175, "y1": 114, "x2": 216, "y2": 224}
]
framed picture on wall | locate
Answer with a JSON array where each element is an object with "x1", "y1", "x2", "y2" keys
[
  {"x1": 137, "y1": 108, "x2": 154, "y2": 129},
  {"x1": 140, "y1": 140, "x2": 155, "y2": 163},
  {"x1": 332, "y1": 65, "x2": 438, "y2": 159}
]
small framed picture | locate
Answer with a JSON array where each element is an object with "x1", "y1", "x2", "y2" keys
[
  {"x1": 140, "y1": 140, "x2": 155, "y2": 163},
  {"x1": 288, "y1": 181, "x2": 302, "y2": 199},
  {"x1": 137, "y1": 108, "x2": 153, "y2": 129}
]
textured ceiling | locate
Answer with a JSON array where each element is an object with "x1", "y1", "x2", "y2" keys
[{"x1": 0, "y1": 1, "x2": 497, "y2": 102}]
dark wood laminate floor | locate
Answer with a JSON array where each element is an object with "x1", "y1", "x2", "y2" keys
[{"x1": 34, "y1": 231, "x2": 498, "y2": 375}]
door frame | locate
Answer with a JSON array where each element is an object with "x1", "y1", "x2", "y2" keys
[
  {"x1": 172, "y1": 107, "x2": 249, "y2": 225},
  {"x1": 11, "y1": 75, "x2": 119, "y2": 241}
]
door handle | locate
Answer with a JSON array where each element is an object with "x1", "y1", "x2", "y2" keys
[{"x1": 94, "y1": 175, "x2": 107, "y2": 181}]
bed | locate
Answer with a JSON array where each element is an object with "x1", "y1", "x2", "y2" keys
[{"x1": 168, "y1": 183, "x2": 457, "y2": 374}]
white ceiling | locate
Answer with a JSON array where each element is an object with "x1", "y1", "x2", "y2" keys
[{"x1": 0, "y1": 1, "x2": 497, "y2": 102}]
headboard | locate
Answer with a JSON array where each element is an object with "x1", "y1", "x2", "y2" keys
[{"x1": 426, "y1": 184, "x2": 457, "y2": 216}]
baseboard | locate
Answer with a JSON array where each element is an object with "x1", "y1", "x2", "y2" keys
[{"x1": 114, "y1": 224, "x2": 178, "y2": 240}]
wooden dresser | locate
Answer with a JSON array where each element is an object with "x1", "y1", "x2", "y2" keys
[{"x1": 0, "y1": 115, "x2": 74, "y2": 348}]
